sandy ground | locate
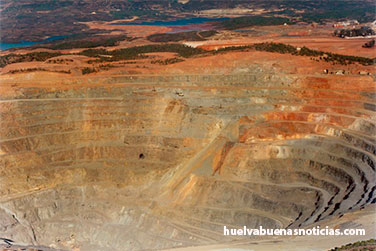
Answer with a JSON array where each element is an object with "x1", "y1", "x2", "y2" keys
[
  {"x1": 166, "y1": 205, "x2": 376, "y2": 251},
  {"x1": 82, "y1": 21, "x2": 172, "y2": 37}
]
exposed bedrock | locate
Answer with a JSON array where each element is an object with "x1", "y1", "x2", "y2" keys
[{"x1": 0, "y1": 70, "x2": 375, "y2": 250}]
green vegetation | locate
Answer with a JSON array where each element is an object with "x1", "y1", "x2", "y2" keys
[
  {"x1": 363, "y1": 40, "x2": 375, "y2": 49},
  {"x1": 151, "y1": 57, "x2": 184, "y2": 65},
  {"x1": 109, "y1": 9, "x2": 171, "y2": 20},
  {"x1": 8, "y1": 68, "x2": 70, "y2": 74},
  {"x1": 209, "y1": 43, "x2": 374, "y2": 66},
  {"x1": 252, "y1": 43, "x2": 374, "y2": 66},
  {"x1": 82, "y1": 42, "x2": 373, "y2": 66},
  {"x1": 81, "y1": 67, "x2": 98, "y2": 75},
  {"x1": 80, "y1": 49, "x2": 110, "y2": 58},
  {"x1": 199, "y1": 30, "x2": 218, "y2": 38},
  {"x1": 219, "y1": 16, "x2": 290, "y2": 30},
  {"x1": 253, "y1": 43, "x2": 297, "y2": 54},
  {"x1": 44, "y1": 35, "x2": 132, "y2": 50},
  {"x1": 98, "y1": 64, "x2": 116, "y2": 71},
  {"x1": 213, "y1": 45, "x2": 252, "y2": 53},
  {"x1": 1, "y1": 42, "x2": 373, "y2": 69},
  {"x1": 3, "y1": 0, "x2": 375, "y2": 44},
  {"x1": 330, "y1": 239, "x2": 376, "y2": 251},
  {"x1": 0, "y1": 52, "x2": 62, "y2": 68},
  {"x1": 301, "y1": 6, "x2": 375, "y2": 24},
  {"x1": 80, "y1": 44, "x2": 206, "y2": 62},
  {"x1": 47, "y1": 58, "x2": 74, "y2": 64},
  {"x1": 268, "y1": 1, "x2": 375, "y2": 24},
  {"x1": 81, "y1": 64, "x2": 116, "y2": 74},
  {"x1": 147, "y1": 30, "x2": 217, "y2": 43}
]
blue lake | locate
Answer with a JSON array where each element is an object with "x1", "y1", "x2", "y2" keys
[
  {"x1": 1, "y1": 17, "x2": 227, "y2": 50},
  {"x1": 0, "y1": 35, "x2": 67, "y2": 51},
  {"x1": 112, "y1": 17, "x2": 228, "y2": 26}
]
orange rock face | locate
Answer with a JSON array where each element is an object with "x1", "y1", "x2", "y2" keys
[{"x1": 0, "y1": 37, "x2": 375, "y2": 251}]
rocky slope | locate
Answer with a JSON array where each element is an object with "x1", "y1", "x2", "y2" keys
[{"x1": 0, "y1": 52, "x2": 375, "y2": 250}]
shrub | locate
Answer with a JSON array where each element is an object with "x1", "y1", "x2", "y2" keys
[{"x1": 81, "y1": 67, "x2": 97, "y2": 75}]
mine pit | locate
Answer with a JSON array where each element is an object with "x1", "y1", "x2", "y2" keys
[{"x1": 0, "y1": 66, "x2": 374, "y2": 250}]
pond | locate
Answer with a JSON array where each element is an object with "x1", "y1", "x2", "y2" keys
[{"x1": 0, "y1": 35, "x2": 67, "y2": 51}]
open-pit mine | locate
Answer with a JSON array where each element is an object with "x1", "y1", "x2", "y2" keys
[
  {"x1": 1, "y1": 48, "x2": 375, "y2": 250},
  {"x1": 0, "y1": 1, "x2": 375, "y2": 250}
]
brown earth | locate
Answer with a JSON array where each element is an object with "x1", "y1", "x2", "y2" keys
[
  {"x1": 82, "y1": 21, "x2": 172, "y2": 38},
  {"x1": 0, "y1": 24, "x2": 375, "y2": 251}
]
